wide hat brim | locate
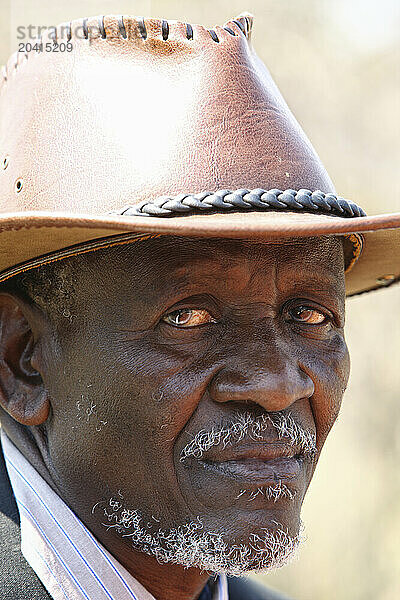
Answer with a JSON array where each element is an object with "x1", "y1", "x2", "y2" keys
[{"x1": 0, "y1": 209, "x2": 399, "y2": 297}]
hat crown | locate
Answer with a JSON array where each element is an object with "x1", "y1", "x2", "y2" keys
[{"x1": 0, "y1": 12, "x2": 334, "y2": 217}]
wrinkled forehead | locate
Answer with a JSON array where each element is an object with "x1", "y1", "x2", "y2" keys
[
  {"x1": 108, "y1": 234, "x2": 344, "y2": 272},
  {"x1": 78, "y1": 234, "x2": 345, "y2": 301}
]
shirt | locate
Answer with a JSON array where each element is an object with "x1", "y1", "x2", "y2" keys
[{"x1": 1, "y1": 431, "x2": 228, "y2": 600}]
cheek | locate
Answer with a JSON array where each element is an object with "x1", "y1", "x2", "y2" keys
[
  {"x1": 69, "y1": 338, "x2": 212, "y2": 475},
  {"x1": 111, "y1": 334, "x2": 215, "y2": 424},
  {"x1": 41, "y1": 326, "x2": 220, "y2": 524},
  {"x1": 301, "y1": 333, "x2": 350, "y2": 450}
]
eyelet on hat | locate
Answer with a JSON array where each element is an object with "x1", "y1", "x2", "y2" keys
[
  {"x1": 2, "y1": 156, "x2": 9, "y2": 170},
  {"x1": 14, "y1": 178, "x2": 23, "y2": 193}
]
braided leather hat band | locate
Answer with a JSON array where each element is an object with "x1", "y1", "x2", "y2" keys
[{"x1": 108, "y1": 188, "x2": 367, "y2": 219}]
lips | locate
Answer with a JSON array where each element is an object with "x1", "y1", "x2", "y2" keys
[
  {"x1": 201, "y1": 456, "x2": 302, "y2": 481},
  {"x1": 202, "y1": 441, "x2": 301, "y2": 462},
  {"x1": 196, "y1": 442, "x2": 307, "y2": 484}
]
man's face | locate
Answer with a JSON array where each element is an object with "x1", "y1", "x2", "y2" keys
[{"x1": 40, "y1": 235, "x2": 349, "y2": 574}]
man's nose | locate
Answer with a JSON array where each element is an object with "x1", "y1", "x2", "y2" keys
[{"x1": 208, "y1": 344, "x2": 314, "y2": 412}]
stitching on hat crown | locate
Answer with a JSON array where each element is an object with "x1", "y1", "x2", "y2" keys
[
  {"x1": 82, "y1": 17, "x2": 89, "y2": 39},
  {"x1": 0, "y1": 12, "x2": 253, "y2": 87},
  {"x1": 208, "y1": 29, "x2": 219, "y2": 43},
  {"x1": 108, "y1": 189, "x2": 367, "y2": 219},
  {"x1": 161, "y1": 20, "x2": 169, "y2": 41},
  {"x1": 98, "y1": 16, "x2": 107, "y2": 39},
  {"x1": 186, "y1": 23, "x2": 193, "y2": 40},
  {"x1": 137, "y1": 17, "x2": 147, "y2": 40},
  {"x1": 118, "y1": 16, "x2": 127, "y2": 39}
]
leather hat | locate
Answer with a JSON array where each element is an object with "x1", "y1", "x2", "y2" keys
[{"x1": 0, "y1": 12, "x2": 399, "y2": 296}]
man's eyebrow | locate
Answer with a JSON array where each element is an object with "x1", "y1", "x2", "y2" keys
[
  {"x1": 149, "y1": 260, "x2": 221, "y2": 288},
  {"x1": 282, "y1": 272, "x2": 343, "y2": 288},
  {"x1": 277, "y1": 273, "x2": 344, "y2": 297}
]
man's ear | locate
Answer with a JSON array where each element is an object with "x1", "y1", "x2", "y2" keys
[{"x1": 0, "y1": 292, "x2": 51, "y2": 426}]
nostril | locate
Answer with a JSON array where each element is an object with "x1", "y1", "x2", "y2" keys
[{"x1": 209, "y1": 370, "x2": 250, "y2": 404}]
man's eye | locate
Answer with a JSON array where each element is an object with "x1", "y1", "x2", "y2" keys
[
  {"x1": 162, "y1": 309, "x2": 216, "y2": 328},
  {"x1": 289, "y1": 305, "x2": 328, "y2": 325}
]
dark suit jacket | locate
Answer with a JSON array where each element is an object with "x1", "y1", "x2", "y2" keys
[{"x1": 0, "y1": 448, "x2": 292, "y2": 599}]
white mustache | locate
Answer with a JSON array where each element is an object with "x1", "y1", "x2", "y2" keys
[{"x1": 180, "y1": 411, "x2": 317, "y2": 462}]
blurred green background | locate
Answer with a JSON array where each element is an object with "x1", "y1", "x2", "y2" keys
[{"x1": 1, "y1": 1, "x2": 399, "y2": 598}]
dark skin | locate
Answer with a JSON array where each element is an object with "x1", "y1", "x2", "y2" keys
[{"x1": 0, "y1": 235, "x2": 350, "y2": 600}]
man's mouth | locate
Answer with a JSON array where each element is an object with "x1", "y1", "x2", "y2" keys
[{"x1": 197, "y1": 442, "x2": 306, "y2": 485}]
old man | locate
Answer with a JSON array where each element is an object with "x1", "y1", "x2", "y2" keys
[{"x1": 0, "y1": 11, "x2": 399, "y2": 600}]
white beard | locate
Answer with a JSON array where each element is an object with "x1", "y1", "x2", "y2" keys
[{"x1": 93, "y1": 496, "x2": 304, "y2": 576}]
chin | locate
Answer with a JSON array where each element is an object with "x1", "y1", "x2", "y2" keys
[
  {"x1": 178, "y1": 512, "x2": 304, "y2": 577},
  {"x1": 213, "y1": 502, "x2": 302, "y2": 546},
  {"x1": 196, "y1": 480, "x2": 305, "y2": 541}
]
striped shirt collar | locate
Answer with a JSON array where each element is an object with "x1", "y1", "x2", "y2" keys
[{"x1": 1, "y1": 431, "x2": 228, "y2": 600}]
